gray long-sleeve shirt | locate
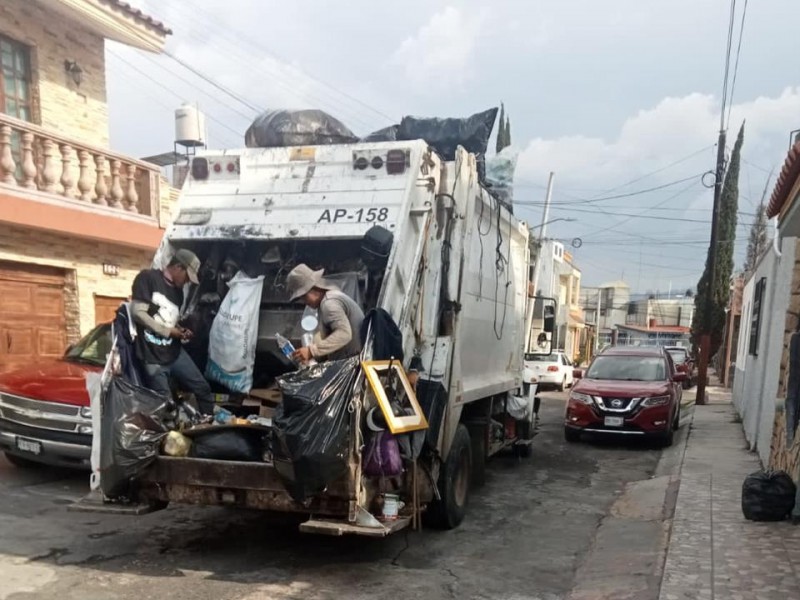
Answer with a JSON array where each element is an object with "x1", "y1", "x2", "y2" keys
[{"x1": 310, "y1": 290, "x2": 365, "y2": 361}]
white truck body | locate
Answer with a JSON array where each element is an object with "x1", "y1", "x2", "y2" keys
[{"x1": 89, "y1": 139, "x2": 532, "y2": 533}]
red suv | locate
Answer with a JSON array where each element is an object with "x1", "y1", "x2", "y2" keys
[
  {"x1": 0, "y1": 323, "x2": 111, "y2": 469},
  {"x1": 564, "y1": 346, "x2": 685, "y2": 446}
]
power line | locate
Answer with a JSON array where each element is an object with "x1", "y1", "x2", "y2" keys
[
  {"x1": 106, "y1": 48, "x2": 245, "y2": 142},
  {"x1": 163, "y1": 49, "x2": 262, "y2": 114},
  {"x1": 184, "y1": 0, "x2": 397, "y2": 125},
  {"x1": 726, "y1": 0, "x2": 749, "y2": 129},
  {"x1": 719, "y1": 0, "x2": 738, "y2": 132},
  {"x1": 515, "y1": 173, "x2": 703, "y2": 206},
  {"x1": 139, "y1": 0, "x2": 393, "y2": 132}
]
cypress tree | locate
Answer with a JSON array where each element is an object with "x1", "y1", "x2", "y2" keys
[{"x1": 691, "y1": 122, "x2": 744, "y2": 359}]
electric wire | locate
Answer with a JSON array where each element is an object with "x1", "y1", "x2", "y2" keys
[{"x1": 726, "y1": 0, "x2": 749, "y2": 130}]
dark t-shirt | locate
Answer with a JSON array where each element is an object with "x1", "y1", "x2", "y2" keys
[{"x1": 131, "y1": 269, "x2": 184, "y2": 365}]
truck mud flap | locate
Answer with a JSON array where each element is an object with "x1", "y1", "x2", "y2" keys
[
  {"x1": 68, "y1": 489, "x2": 167, "y2": 516},
  {"x1": 300, "y1": 515, "x2": 412, "y2": 537}
]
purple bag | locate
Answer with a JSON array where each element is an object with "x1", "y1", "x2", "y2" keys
[{"x1": 363, "y1": 431, "x2": 403, "y2": 477}]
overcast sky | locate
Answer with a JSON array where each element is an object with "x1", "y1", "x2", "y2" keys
[{"x1": 108, "y1": 0, "x2": 800, "y2": 294}]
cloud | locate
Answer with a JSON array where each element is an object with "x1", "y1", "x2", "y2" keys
[
  {"x1": 390, "y1": 6, "x2": 489, "y2": 90},
  {"x1": 516, "y1": 87, "x2": 800, "y2": 194}
]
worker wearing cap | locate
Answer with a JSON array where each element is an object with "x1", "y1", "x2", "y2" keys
[
  {"x1": 131, "y1": 248, "x2": 214, "y2": 414},
  {"x1": 286, "y1": 264, "x2": 365, "y2": 363}
]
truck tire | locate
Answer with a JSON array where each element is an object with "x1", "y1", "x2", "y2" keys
[
  {"x1": 469, "y1": 428, "x2": 487, "y2": 488},
  {"x1": 425, "y1": 424, "x2": 472, "y2": 530}
]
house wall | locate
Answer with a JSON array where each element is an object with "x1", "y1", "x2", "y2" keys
[
  {"x1": 733, "y1": 237, "x2": 796, "y2": 465},
  {"x1": 0, "y1": 0, "x2": 109, "y2": 147},
  {"x1": 0, "y1": 223, "x2": 152, "y2": 340}
]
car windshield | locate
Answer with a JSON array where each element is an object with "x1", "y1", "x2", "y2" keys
[
  {"x1": 525, "y1": 353, "x2": 559, "y2": 362},
  {"x1": 65, "y1": 324, "x2": 112, "y2": 367},
  {"x1": 585, "y1": 355, "x2": 666, "y2": 382},
  {"x1": 667, "y1": 349, "x2": 687, "y2": 364}
]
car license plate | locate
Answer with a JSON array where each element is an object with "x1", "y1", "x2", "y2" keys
[
  {"x1": 15, "y1": 437, "x2": 42, "y2": 455},
  {"x1": 604, "y1": 417, "x2": 624, "y2": 427}
]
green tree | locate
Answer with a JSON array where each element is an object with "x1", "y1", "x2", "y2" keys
[
  {"x1": 692, "y1": 122, "x2": 744, "y2": 358},
  {"x1": 496, "y1": 103, "x2": 507, "y2": 153},
  {"x1": 743, "y1": 201, "x2": 767, "y2": 276}
]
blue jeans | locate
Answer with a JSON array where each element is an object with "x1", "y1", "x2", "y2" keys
[{"x1": 143, "y1": 349, "x2": 214, "y2": 415}]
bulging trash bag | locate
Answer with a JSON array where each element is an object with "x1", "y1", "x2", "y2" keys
[
  {"x1": 361, "y1": 125, "x2": 398, "y2": 142},
  {"x1": 741, "y1": 469, "x2": 796, "y2": 521},
  {"x1": 189, "y1": 428, "x2": 265, "y2": 462},
  {"x1": 272, "y1": 357, "x2": 360, "y2": 502},
  {"x1": 486, "y1": 146, "x2": 519, "y2": 208},
  {"x1": 100, "y1": 376, "x2": 170, "y2": 498},
  {"x1": 396, "y1": 108, "x2": 499, "y2": 160},
  {"x1": 162, "y1": 430, "x2": 192, "y2": 457},
  {"x1": 205, "y1": 272, "x2": 265, "y2": 394},
  {"x1": 363, "y1": 430, "x2": 403, "y2": 478},
  {"x1": 245, "y1": 109, "x2": 358, "y2": 148}
]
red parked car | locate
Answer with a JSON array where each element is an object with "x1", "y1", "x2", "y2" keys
[
  {"x1": 0, "y1": 323, "x2": 111, "y2": 469},
  {"x1": 664, "y1": 346, "x2": 695, "y2": 389},
  {"x1": 564, "y1": 346, "x2": 685, "y2": 447}
]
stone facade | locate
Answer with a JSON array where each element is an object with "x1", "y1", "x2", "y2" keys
[
  {"x1": 0, "y1": 0, "x2": 109, "y2": 148},
  {"x1": 0, "y1": 223, "x2": 152, "y2": 341},
  {"x1": 769, "y1": 242, "x2": 800, "y2": 477}
]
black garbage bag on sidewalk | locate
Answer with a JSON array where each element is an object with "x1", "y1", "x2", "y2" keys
[
  {"x1": 272, "y1": 357, "x2": 360, "y2": 503},
  {"x1": 741, "y1": 469, "x2": 796, "y2": 521},
  {"x1": 100, "y1": 376, "x2": 170, "y2": 498},
  {"x1": 245, "y1": 109, "x2": 358, "y2": 148}
]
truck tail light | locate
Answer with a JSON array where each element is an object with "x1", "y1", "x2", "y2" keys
[
  {"x1": 386, "y1": 149, "x2": 407, "y2": 174},
  {"x1": 191, "y1": 157, "x2": 209, "y2": 180}
]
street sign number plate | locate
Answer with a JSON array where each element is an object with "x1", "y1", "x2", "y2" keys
[
  {"x1": 604, "y1": 417, "x2": 624, "y2": 427},
  {"x1": 16, "y1": 437, "x2": 42, "y2": 455}
]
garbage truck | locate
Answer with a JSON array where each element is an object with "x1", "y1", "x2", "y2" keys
[{"x1": 76, "y1": 122, "x2": 553, "y2": 535}]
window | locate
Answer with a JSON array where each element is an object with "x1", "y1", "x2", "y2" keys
[
  {"x1": 0, "y1": 34, "x2": 32, "y2": 121},
  {"x1": 748, "y1": 277, "x2": 766, "y2": 356},
  {"x1": 586, "y1": 355, "x2": 667, "y2": 382}
]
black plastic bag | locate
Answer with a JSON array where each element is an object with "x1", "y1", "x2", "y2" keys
[
  {"x1": 245, "y1": 109, "x2": 358, "y2": 148},
  {"x1": 361, "y1": 125, "x2": 398, "y2": 142},
  {"x1": 100, "y1": 376, "x2": 170, "y2": 498},
  {"x1": 741, "y1": 469, "x2": 796, "y2": 521},
  {"x1": 396, "y1": 108, "x2": 498, "y2": 160},
  {"x1": 272, "y1": 357, "x2": 360, "y2": 502},
  {"x1": 189, "y1": 428, "x2": 265, "y2": 462}
]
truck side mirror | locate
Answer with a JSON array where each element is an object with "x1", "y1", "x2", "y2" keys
[{"x1": 573, "y1": 369, "x2": 583, "y2": 380}]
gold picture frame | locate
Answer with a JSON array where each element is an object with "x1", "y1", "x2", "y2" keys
[{"x1": 361, "y1": 360, "x2": 429, "y2": 434}]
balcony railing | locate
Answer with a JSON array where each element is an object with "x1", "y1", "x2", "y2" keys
[{"x1": 0, "y1": 113, "x2": 160, "y2": 217}]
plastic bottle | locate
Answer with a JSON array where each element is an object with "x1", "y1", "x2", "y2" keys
[{"x1": 275, "y1": 333, "x2": 296, "y2": 359}]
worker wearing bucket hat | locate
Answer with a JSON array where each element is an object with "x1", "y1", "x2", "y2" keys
[{"x1": 286, "y1": 263, "x2": 365, "y2": 363}]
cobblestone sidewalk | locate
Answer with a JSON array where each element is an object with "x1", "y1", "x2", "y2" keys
[{"x1": 659, "y1": 386, "x2": 800, "y2": 600}]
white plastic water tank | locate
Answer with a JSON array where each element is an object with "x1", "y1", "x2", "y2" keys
[{"x1": 175, "y1": 103, "x2": 206, "y2": 147}]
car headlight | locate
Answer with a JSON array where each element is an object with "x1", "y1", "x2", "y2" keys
[
  {"x1": 569, "y1": 392, "x2": 594, "y2": 405},
  {"x1": 641, "y1": 395, "x2": 670, "y2": 407},
  {"x1": 80, "y1": 406, "x2": 93, "y2": 419}
]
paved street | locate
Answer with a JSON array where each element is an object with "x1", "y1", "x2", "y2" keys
[{"x1": 0, "y1": 390, "x2": 689, "y2": 600}]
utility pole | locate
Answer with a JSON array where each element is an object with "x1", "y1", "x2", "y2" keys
[
  {"x1": 524, "y1": 172, "x2": 555, "y2": 351},
  {"x1": 696, "y1": 128, "x2": 727, "y2": 405},
  {"x1": 594, "y1": 288, "x2": 602, "y2": 353}
]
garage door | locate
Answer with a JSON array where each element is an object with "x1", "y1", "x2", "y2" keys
[
  {"x1": 94, "y1": 295, "x2": 126, "y2": 325},
  {"x1": 0, "y1": 262, "x2": 67, "y2": 374}
]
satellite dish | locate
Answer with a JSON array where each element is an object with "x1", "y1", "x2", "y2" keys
[{"x1": 571, "y1": 238, "x2": 583, "y2": 248}]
